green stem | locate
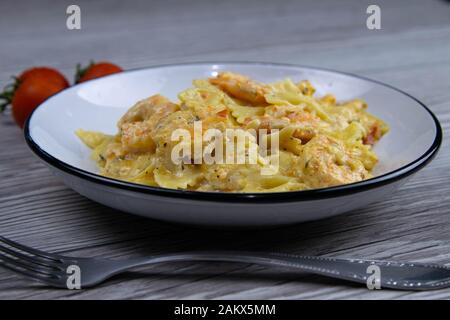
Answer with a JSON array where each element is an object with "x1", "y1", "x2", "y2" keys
[{"x1": 0, "y1": 77, "x2": 20, "y2": 113}]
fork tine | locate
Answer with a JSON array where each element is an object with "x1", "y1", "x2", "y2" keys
[
  {"x1": 0, "y1": 244, "x2": 64, "y2": 271},
  {"x1": 0, "y1": 259, "x2": 65, "y2": 288},
  {"x1": 0, "y1": 236, "x2": 64, "y2": 262},
  {"x1": 0, "y1": 252, "x2": 63, "y2": 277}
]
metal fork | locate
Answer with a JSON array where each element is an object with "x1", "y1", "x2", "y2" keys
[{"x1": 1, "y1": 236, "x2": 450, "y2": 290}]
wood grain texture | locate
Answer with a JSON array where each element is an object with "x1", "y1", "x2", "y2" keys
[{"x1": 0, "y1": 0, "x2": 450, "y2": 300}]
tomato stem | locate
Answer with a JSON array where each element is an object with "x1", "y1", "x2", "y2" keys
[
  {"x1": 0, "y1": 77, "x2": 20, "y2": 112},
  {"x1": 75, "y1": 60, "x2": 95, "y2": 84}
]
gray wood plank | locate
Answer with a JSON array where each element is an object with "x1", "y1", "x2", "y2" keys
[{"x1": 0, "y1": 0, "x2": 450, "y2": 300}]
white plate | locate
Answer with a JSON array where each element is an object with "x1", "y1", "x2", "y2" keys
[{"x1": 24, "y1": 62, "x2": 442, "y2": 226}]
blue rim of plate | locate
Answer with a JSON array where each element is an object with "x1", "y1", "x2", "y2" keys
[{"x1": 24, "y1": 62, "x2": 443, "y2": 203}]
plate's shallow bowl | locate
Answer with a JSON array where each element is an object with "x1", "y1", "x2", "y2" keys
[{"x1": 25, "y1": 62, "x2": 442, "y2": 226}]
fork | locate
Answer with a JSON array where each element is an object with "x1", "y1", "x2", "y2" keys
[{"x1": 1, "y1": 236, "x2": 450, "y2": 290}]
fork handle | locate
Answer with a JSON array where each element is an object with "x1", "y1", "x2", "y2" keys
[{"x1": 114, "y1": 251, "x2": 450, "y2": 291}]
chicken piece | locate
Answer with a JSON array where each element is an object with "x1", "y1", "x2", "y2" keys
[
  {"x1": 117, "y1": 95, "x2": 179, "y2": 154},
  {"x1": 300, "y1": 135, "x2": 371, "y2": 188},
  {"x1": 209, "y1": 72, "x2": 269, "y2": 106},
  {"x1": 117, "y1": 94, "x2": 179, "y2": 128},
  {"x1": 120, "y1": 121, "x2": 156, "y2": 153},
  {"x1": 287, "y1": 111, "x2": 324, "y2": 143}
]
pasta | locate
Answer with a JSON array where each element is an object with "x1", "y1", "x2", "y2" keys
[{"x1": 76, "y1": 71, "x2": 388, "y2": 192}]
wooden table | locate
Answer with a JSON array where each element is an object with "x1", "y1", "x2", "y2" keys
[{"x1": 1, "y1": 0, "x2": 449, "y2": 300}]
